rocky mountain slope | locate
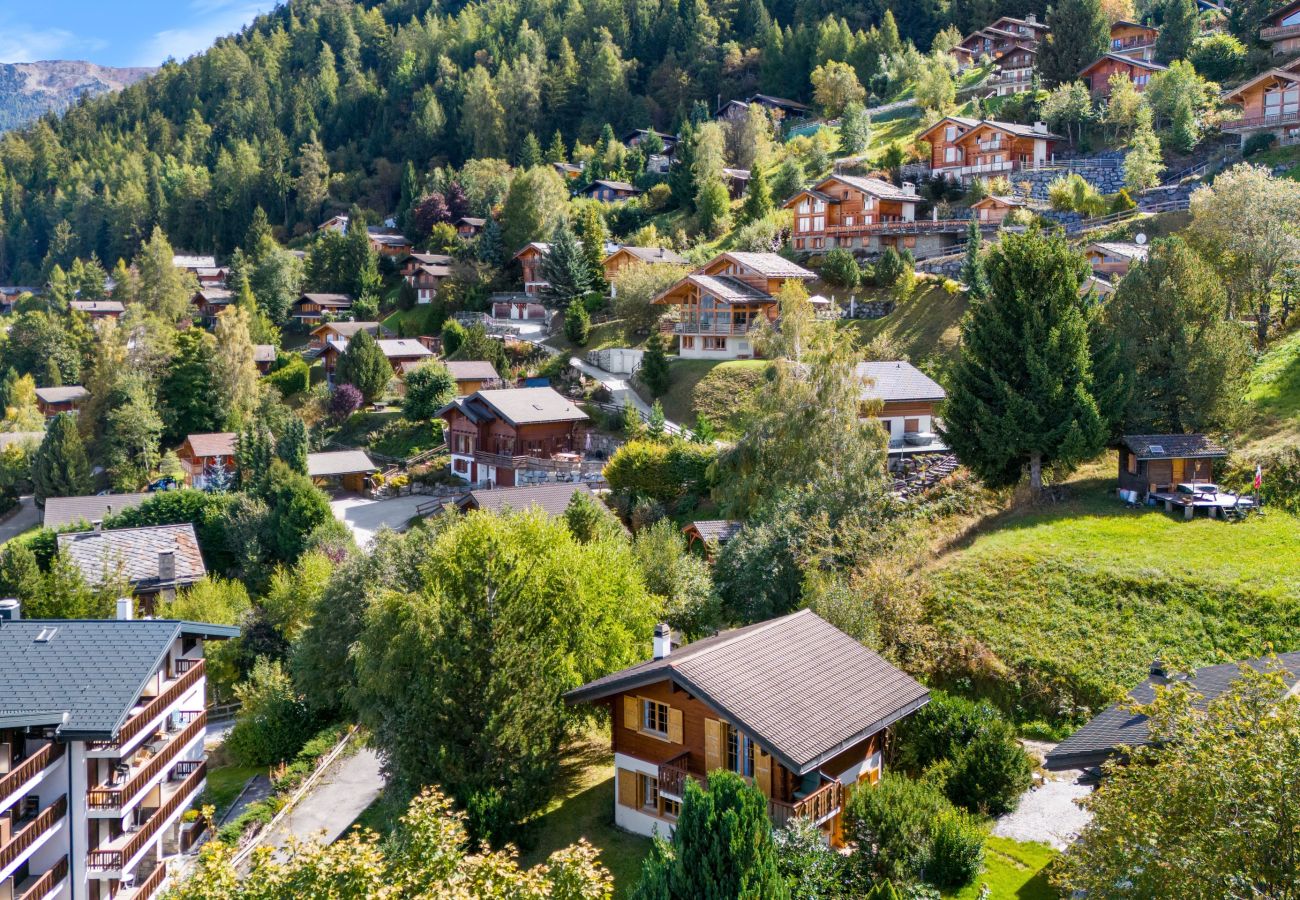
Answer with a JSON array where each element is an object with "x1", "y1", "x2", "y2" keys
[{"x1": 0, "y1": 60, "x2": 154, "y2": 132}]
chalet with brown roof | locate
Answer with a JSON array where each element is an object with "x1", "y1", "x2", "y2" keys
[
  {"x1": 69, "y1": 300, "x2": 125, "y2": 320},
  {"x1": 952, "y1": 13, "x2": 1048, "y2": 68},
  {"x1": 1109, "y1": 20, "x2": 1159, "y2": 60},
  {"x1": 409, "y1": 262, "x2": 452, "y2": 304},
  {"x1": 438, "y1": 387, "x2": 589, "y2": 487},
  {"x1": 191, "y1": 288, "x2": 233, "y2": 325},
  {"x1": 785, "y1": 174, "x2": 925, "y2": 254},
  {"x1": 1115, "y1": 434, "x2": 1247, "y2": 518},
  {"x1": 513, "y1": 242, "x2": 551, "y2": 296},
  {"x1": 457, "y1": 217, "x2": 486, "y2": 238},
  {"x1": 970, "y1": 194, "x2": 1029, "y2": 224},
  {"x1": 321, "y1": 338, "x2": 434, "y2": 379},
  {"x1": 1261, "y1": 0, "x2": 1300, "y2": 54},
  {"x1": 1086, "y1": 241, "x2": 1148, "y2": 277},
  {"x1": 553, "y1": 162, "x2": 584, "y2": 180},
  {"x1": 918, "y1": 116, "x2": 1063, "y2": 182},
  {"x1": 444, "y1": 360, "x2": 502, "y2": 396},
  {"x1": 582, "y1": 180, "x2": 642, "y2": 202},
  {"x1": 603, "y1": 246, "x2": 688, "y2": 287},
  {"x1": 565, "y1": 610, "x2": 929, "y2": 843},
  {"x1": 1221, "y1": 57, "x2": 1300, "y2": 146},
  {"x1": 653, "y1": 252, "x2": 816, "y2": 360},
  {"x1": 1080, "y1": 55, "x2": 1166, "y2": 96},
  {"x1": 177, "y1": 433, "x2": 237, "y2": 488},
  {"x1": 716, "y1": 94, "x2": 811, "y2": 123},
  {"x1": 291, "y1": 292, "x2": 353, "y2": 323},
  {"x1": 367, "y1": 229, "x2": 413, "y2": 257},
  {"x1": 400, "y1": 252, "x2": 453, "y2": 279},
  {"x1": 34, "y1": 386, "x2": 89, "y2": 418}
]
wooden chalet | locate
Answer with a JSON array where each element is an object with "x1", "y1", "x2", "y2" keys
[
  {"x1": 400, "y1": 252, "x2": 453, "y2": 279},
  {"x1": 653, "y1": 251, "x2": 816, "y2": 359},
  {"x1": 317, "y1": 214, "x2": 350, "y2": 233},
  {"x1": 602, "y1": 246, "x2": 688, "y2": 287},
  {"x1": 1086, "y1": 241, "x2": 1148, "y2": 277},
  {"x1": 408, "y1": 261, "x2": 452, "y2": 304},
  {"x1": 192, "y1": 288, "x2": 233, "y2": 325},
  {"x1": 1221, "y1": 57, "x2": 1300, "y2": 147},
  {"x1": 455, "y1": 482, "x2": 593, "y2": 516},
  {"x1": 970, "y1": 194, "x2": 1029, "y2": 224},
  {"x1": 622, "y1": 128, "x2": 680, "y2": 153},
  {"x1": 366, "y1": 229, "x2": 413, "y2": 257},
  {"x1": 1117, "y1": 434, "x2": 1227, "y2": 498},
  {"x1": 1109, "y1": 20, "x2": 1159, "y2": 60},
  {"x1": 1260, "y1": 0, "x2": 1300, "y2": 55},
  {"x1": 291, "y1": 292, "x2": 353, "y2": 324},
  {"x1": 457, "y1": 216, "x2": 486, "y2": 238},
  {"x1": 69, "y1": 300, "x2": 125, "y2": 320},
  {"x1": 553, "y1": 162, "x2": 584, "y2": 180},
  {"x1": 172, "y1": 254, "x2": 217, "y2": 274},
  {"x1": 716, "y1": 94, "x2": 811, "y2": 123},
  {"x1": 177, "y1": 432, "x2": 237, "y2": 488},
  {"x1": 582, "y1": 180, "x2": 642, "y2": 202},
  {"x1": 513, "y1": 242, "x2": 550, "y2": 296},
  {"x1": 683, "y1": 520, "x2": 742, "y2": 555},
  {"x1": 308, "y1": 320, "x2": 389, "y2": 350},
  {"x1": 438, "y1": 387, "x2": 589, "y2": 487},
  {"x1": 321, "y1": 337, "x2": 433, "y2": 379},
  {"x1": 987, "y1": 43, "x2": 1038, "y2": 95},
  {"x1": 444, "y1": 360, "x2": 502, "y2": 396},
  {"x1": 57, "y1": 523, "x2": 206, "y2": 609},
  {"x1": 565, "y1": 610, "x2": 930, "y2": 844},
  {"x1": 918, "y1": 116, "x2": 1063, "y2": 182},
  {"x1": 857, "y1": 361, "x2": 948, "y2": 459},
  {"x1": 1080, "y1": 54, "x2": 1166, "y2": 96},
  {"x1": 952, "y1": 13, "x2": 1048, "y2": 68},
  {"x1": 34, "y1": 386, "x2": 89, "y2": 418}
]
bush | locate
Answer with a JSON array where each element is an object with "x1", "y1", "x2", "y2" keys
[
  {"x1": 330, "y1": 384, "x2": 363, "y2": 422},
  {"x1": 1243, "y1": 132, "x2": 1277, "y2": 157},
  {"x1": 945, "y1": 722, "x2": 1033, "y2": 815},
  {"x1": 1047, "y1": 173, "x2": 1107, "y2": 216},
  {"x1": 264, "y1": 356, "x2": 310, "y2": 397},
  {"x1": 774, "y1": 816, "x2": 850, "y2": 898},
  {"x1": 402, "y1": 361, "x2": 455, "y2": 420},
  {"x1": 895, "y1": 690, "x2": 1003, "y2": 775},
  {"x1": 1109, "y1": 188, "x2": 1136, "y2": 213},
  {"x1": 225, "y1": 657, "x2": 318, "y2": 766},
  {"x1": 821, "y1": 248, "x2": 862, "y2": 289},
  {"x1": 1189, "y1": 33, "x2": 1246, "y2": 82},
  {"x1": 875, "y1": 247, "x2": 909, "y2": 287},
  {"x1": 604, "y1": 439, "x2": 717, "y2": 504},
  {"x1": 927, "y1": 809, "x2": 985, "y2": 888}
]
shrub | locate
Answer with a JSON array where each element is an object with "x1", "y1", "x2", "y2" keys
[
  {"x1": 264, "y1": 356, "x2": 310, "y2": 397},
  {"x1": 1243, "y1": 132, "x2": 1277, "y2": 157},
  {"x1": 330, "y1": 384, "x2": 363, "y2": 422},
  {"x1": 564, "y1": 297, "x2": 590, "y2": 345},
  {"x1": 895, "y1": 690, "x2": 1004, "y2": 775},
  {"x1": 1047, "y1": 173, "x2": 1107, "y2": 216},
  {"x1": 643, "y1": 182, "x2": 673, "y2": 212},
  {"x1": 604, "y1": 439, "x2": 717, "y2": 504},
  {"x1": 1189, "y1": 33, "x2": 1246, "y2": 82},
  {"x1": 225, "y1": 657, "x2": 318, "y2": 766},
  {"x1": 875, "y1": 247, "x2": 908, "y2": 287},
  {"x1": 402, "y1": 361, "x2": 455, "y2": 420},
  {"x1": 1109, "y1": 188, "x2": 1136, "y2": 213},
  {"x1": 944, "y1": 723, "x2": 1034, "y2": 815},
  {"x1": 774, "y1": 816, "x2": 850, "y2": 898},
  {"x1": 927, "y1": 809, "x2": 985, "y2": 888},
  {"x1": 821, "y1": 248, "x2": 862, "y2": 289}
]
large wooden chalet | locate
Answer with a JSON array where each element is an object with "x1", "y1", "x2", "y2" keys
[
  {"x1": 652, "y1": 252, "x2": 816, "y2": 360},
  {"x1": 1221, "y1": 57, "x2": 1300, "y2": 147},
  {"x1": 513, "y1": 242, "x2": 550, "y2": 296},
  {"x1": 786, "y1": 174, "x2": 923, "y2": 255},
  {"x1": 565, "y1": 610, "x2": 930, "y2": 844},
  {"x1": 321, "y1": 337, "x2": 433, "y2": 379},
  {"x1": 438, "y1": 387, "x2": 589, "y2": 487},
  {"x1": 191, "y1": 288, "x2": 233, "y2": 325},
  {"x1": 918, "y1": 116, "x2": 1062, "y2": 182},
  {"x1": 1080, "y1": 54, "x2": 1166, "y2": 96},
  {"x1": 1108, "y1": 20, "x2": 1159, "y2": 61},
  {"x1": 291, "y1": 293, "x2": 354, "y2": 324},
  {"x1": 177, "y1": 432, "x2": 237, "y2": 488},
  {"x1": 1260, "y1": 0, "x2": 1300, "y2": 55},
  {"x1": 951, "y1": 13, "x2": 1048, "y2": 68}
]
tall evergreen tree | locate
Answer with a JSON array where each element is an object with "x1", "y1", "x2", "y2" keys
[
  {"x1": 161, "y1": 328, "x2": 225, "y2": 444},
  {"x1": 276, "y1": 416, "x2": 310, "y2": 475},
  {"x1": 941, "y1": 227, "x2": 1110, "y2": 497},
  {"x1": 545, "y1": 130, "x2": 568, "y2": 164},
  {"x1": 336, "y1": 329, "x2": 392, "y2": 403},
  {"x1": 1124, "y1": 105, "x2": 1165, "y2": 190},
  {"x1": 960, "y1": 219, "x2": 990, "y2": 302},
  {"x1": 740, "y1": 167, "x2": 774, "y2": 223},
  {"x1": 541, "y1": 223, "x2": 595, "y2": 304},
  {"x1": 32, "y1": 413, "x2": 92, "y2": 505},
  {"x1": 574, "y1": 206, "x2": 608, "y2": 290},
  {"x1": 639, "y1": 330, "x2": 672, "y2": 397},
  {"x1": 1156, "y1": 0, "x2": 1198, "y2": 65},
  {"x1": 517, "y1": 132, "x2": 543, "y2": 170},
  {"x1": 1039, "y1": 0, "x2": 1109, "y2": 87},
  {"x1": 235, "y1": 425, "x2": 274, "y2": 493}
]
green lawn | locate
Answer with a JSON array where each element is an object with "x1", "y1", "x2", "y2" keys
[
  {"x1": 327, "y1": 410, "x2": 443, "y2": 458},
  {"x1": 202, "y1": 763, "x2": 263, "y2": 819},
  {"x1": 547, "y1": 318, "x2": 644, "y2": 355},
  {"x1": 380, "y1": 306, "x2": 435, "y2": 336},
  {"x1": 1245, "y1": 326, "x2": 1300, "y2": 451},
  {"x1": 652, "y1": 358, "x2": 768, "y2": 431},
  {"x1": 843, "y1": 282, "x2": 969, "y2": 364},
  {"x1": 946, "y1": 836, "x2": 1058, "y2": 900},
  {"x1": 522, "y1": 730, "x2": 652, "y2": 895}
]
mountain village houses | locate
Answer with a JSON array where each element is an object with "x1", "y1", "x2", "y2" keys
[
  {"x1": 1260, "y1": 0, "x2": 1300, "y2": 55},
  {"x1": 1222, "y1": 56, "x2": 1300, "y2": 147},
  {"x1": 438, "y1": 387, "x2": 591, "y2": 487},
  {"x1": 1080, "y1": 54, "x2": 1166, "y2": 97},
  {"x1": 918, "y1": 117, "x2": 1063, "y2": 183}
]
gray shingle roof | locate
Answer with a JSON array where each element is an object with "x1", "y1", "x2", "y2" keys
[
  {"x1": 686, "y1": 520, "x2": 743, "y2": 543},
  {"x1": 857, "y1": 361, "x2": 947, "y2": 403},
  {"x1": 311, "y1": 321, "x2": 385, "y2": 339},
  {"x1": 720, "y1": 252, "x2": 816, "y2": 279},
  {"x1": 566, "y1": 610, "x2": 930, "y2": 774},
  {"x1": 298, "y1": 293, "x2": 354, "y2": 307},
  {"x1": 307, "y1": 450, "x2": 379, "y2": 477},
  {"x1": 0, "y1": 618, "x2": 238, "y2": 739},
  {"x1": 474, "y1": 388, "x2": 589, "y2": 426},
  {"x1": 445, "y1": 360, "x2": 501, "y2": 382},
  {"x1": 1088, "y1": 241, "x2": 1149, "y2": 261},
  {"x1": 823, "y1": 174, "x2": 918, "y2": 203},
  {"x1": 43, "y1": 493, "x2": 151, "y2": 529},
  {"x1": 1120, "y1": 434, "x2": 1228, "y2": 460},
  {"x1": 688, "y1": 274, "x2": 773, "y2": 304},
  {"x1": 70, "y1": 300, "x2": 125, "y2": 314},
  {"x1": 57, "y1": 524, "x2": 206, "y2": 591},
  {"x1": 35, "y1": 386, "x2": 89, "y2": 404},
  {"x1": 612, "y1": 246, "x2": 688, "y2": 265},
  {"x1": 1045, "y1": 652, "x2": 1300, "y2": 770},
  {"x1": 460, "y1": 483, "x2": 593, "y2": 516},
  {"x1": 253, "y1": 344, "x2": 277, "y2": 363}
]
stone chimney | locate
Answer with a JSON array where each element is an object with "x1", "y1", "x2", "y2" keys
[
  {"x1": 158, "y1": 550, "x2": 176, "y2": 584},
  {"x1": 1026, "y1": 13, "x2": 1037, "y2": 25},
  {"x1": 653, "y1": 623, "x2": 672, "y2": 660},
  {"x1": 116, "y1": 597, "x2": 134, "y2": 621}
]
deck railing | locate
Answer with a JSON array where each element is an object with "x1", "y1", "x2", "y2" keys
[
  {"x1": 86, "y1": 762, "x2": 206, "y2": 872},
  {"x1": 1221, "y1": 108, "x2": 1300, "y2": 131},
  {"x1": 124, "y1": 860, "x2": 169, "y2": 900},
  {"x1": 87, "y1": 713, "x2": 207, "y2": 810},
  {"x1": 659, "y1": 319, "x2": 756, "y2": 335},
  {"x1": 17, "y1": 855, "x2": 68, "y2": 900},
  {"x1": 0, "y1": 743, "x2": 64, "y2": 806},
  {"x1": 90, "y1": 660, "x2": 205, "y2": 752},
  {"x1": 768, "y1": 779, "x2": 844, "y2": 829},
  {"x1": 657, "y1": 752, "x2": 694, "y2": 798},
  {"x1": 0, "y1": 795, "x2": 67, "y2": 870},
  {"x1": 1261, "y1": 22, "x2": 1300, "y2": 40}
]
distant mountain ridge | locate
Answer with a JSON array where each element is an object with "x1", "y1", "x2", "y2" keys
[{"x1": 0, "y1": 60, "x2": 155, "y2": 132}]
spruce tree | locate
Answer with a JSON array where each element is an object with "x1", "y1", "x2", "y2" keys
[
  {"x1": 518, "y1": 132, "x2": 543, "y2": 169},
  {"x1": 235, "y1": 425, "x2": 274, "y2": 493},
  {"x1": 1039, "y1": 0, "x2": 1109, "y2": 87},
  {"x1": 941, "y1": 227, "x2": 1110, "y2": 497},
  {"x1": 336, "y1": 329, "x2": 393, "y2": 403},
  {"x1": 32, "y1": 413, "x2": 92, "y2": 506},
  {"x1": 740, "y1": 167, "x2": 774, "y2": 223},
  {"x1": 276, "y1": 416, "x2": 309, "y2": 475},
  {"x1": 640, "y1": 330, "x2": 672, "y2": 397},
  {"x1": 542, "y1": 223, "x2": 596, "y2": 304},
  {"x1": 1156, "y1": 0, "x2": 1198, "y2": 65},
  {"x1": 575, "y1": 206, "x2": 609, "y2": 290},
  {"x1": 647, "y1": 400, "x2": 667, "y2": 440},
  {"x1": 564, "y1": 297, "x2": 591, "y2": 345},
  {"x1": 545, "y1": 130, "x2": 568, "y2": 164},
  {"x1": 960, "y1": 219, "x2": 990, "y2": 301}
]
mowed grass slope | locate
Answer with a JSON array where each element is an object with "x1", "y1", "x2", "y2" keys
[
  {"x1": 844, "y1": 282, "x2": 969, "y2": 364},
  {"x1": 1245, "y1": 326, "x2": 1300, "y2": 451}
]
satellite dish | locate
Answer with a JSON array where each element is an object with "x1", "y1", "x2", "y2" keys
[{"x1": 1135, "y1": 232, "x2": 1147, "y2": 245}]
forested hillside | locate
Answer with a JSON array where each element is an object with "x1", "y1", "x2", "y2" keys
[{"x1": 0, "y1": 0, "x2": 1039, "y2": 281}]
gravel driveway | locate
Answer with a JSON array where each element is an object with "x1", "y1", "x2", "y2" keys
[
  {"x1": 992, "y1": 741, "x2": 1094, "y2": 850},
  {"x1": 329, "y1": 493, "x2": 430, "y2": 546}
]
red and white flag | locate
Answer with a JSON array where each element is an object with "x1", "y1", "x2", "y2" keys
[{"x1": 1254, "y1": 465, "x2": 1263, "y2": 490}]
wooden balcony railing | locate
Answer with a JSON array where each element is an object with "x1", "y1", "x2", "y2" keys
[
  {"x1": 17, "y1": 855, "x2": 68, "y2": 900},
  {"x1": 0, "y1": 743, "x2": 64, "y2": 807},
  {"x1": 769, "y1": 779, "x2": 844, "y2": 829},
  {"x1": 87, "y1": 713, "x2": 207, "y2": 810},
  {"x1": 124, "y1": 860, "x2": 168, "y2": 900},
  {"x1": 1261, "y1": 22, "x2": 1300, "y2": 40},
  {"x1": 657, "y1": 752, "x2": 693, "y2": 799},
  {"x1": 659, "y1": 319, "x2": 756, "y2": 335},
  {"x1": 86, "y1": 762, "x2": 206, "y2": 872},
  {"x1": 0, "y1": 795, "x2": 67, "y2": 871},
  {"x1": 1222, "y1": 108, "x2": 1300, "y2": 131},
  {"x1": 91, "y1": 659, "x2": 205, "y2": 752},
  {"x1": 825, "y1": 219, "x2": 972, "y2": 236}
]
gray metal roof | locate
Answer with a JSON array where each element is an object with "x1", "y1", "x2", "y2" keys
[
  {"x1": 566, "y1": 610, "x2": 930, "y2": 775},
  {"x1": 720, "y1": 252, "x2": 816, "y2": 279},
  {"x1": 857, "y1": 361, "x2": 947, "y2": 403},
  {"x1": 1120, "y1": 434, "x2": 1228, "y2": 460},
  {"x1": 474, "y1": 388, "x2": 589, "y2": 427},
  {"x1": 612, "y1": 246, "x2": 688, "y2": 265},
  {"x1": 460, "y1": 482, "x2": 593, "y2": 517},
  {"x1": 57, "y1": 524, "x2": 206, "y2": 591},
  {"x1": 34, "y1": 386, "x2": 89, "y2": 404},
  {"x1": 306, "y1": 450, "x2": 379, "y2": 477},
  {"x1": 42, "y1": 493, "x2": 151, "y2": 529},
  {"x1": 444, "y1": 361, "x2": 501, "y2": 382},
  {"x1": 0, "y1": 618, "x2": 238, "y2": 739},
  {"x1": 1045, "y1": 652, "x2": 1300, "y2": 770},
  {"x1": 688, "y1": 274, "x2": 773, "y2": 305}
]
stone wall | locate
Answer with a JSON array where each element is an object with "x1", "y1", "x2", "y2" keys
[{"x1": 1014, "y1": 153, "x2": 1129, "y2": 199}]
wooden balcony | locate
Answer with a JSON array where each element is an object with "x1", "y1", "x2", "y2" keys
[
  {"x1": 86, "y1": 761, "x2": 206, "y2": 874},
  {"x1": 0, "y1": 795, "x2": 67, "y2": 871},
  {"x1": 87, "y1": 712, "x2": 207, "y2": 812},
  {"x1": 16, "y1": 854, "x2": 67, "y2": 900},
  {"x1": 659, "y1": 319, "x2": 756, "y2": 335},
  {"x1": 0, "y1": 743, "x2": 64, "y2": 808},
  {"x1": 89, "y1": 659, "x2": 205, "y2": 752},
  {"x1": 1261, "y1": 22, "x2": 1300, "y2": 41},
  {"x1": 1221, "y1": 108, "x2": 1300, "y2": 132},
  {"x1": 119, "y1": 859, "x2": 168, "y2": 900},
  {"x1": 657, "y1": 752, "x2": 693, "y2": 799},
  {"x1": 769, "y1": 779, "x2": 844, "y2": 829},
  {"x1": 824, "y1": 218, "x2": 972, "y2": 237}
]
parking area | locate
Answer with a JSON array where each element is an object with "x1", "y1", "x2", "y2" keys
[{"x1": 329, "y1": 493, "x2": 430, "y2": 546}]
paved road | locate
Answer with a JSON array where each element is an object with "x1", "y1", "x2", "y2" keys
[
  {"x1": 568, "y1": 357, "x2": 656, "y2": 420},
  {"x1": 0, "y1": 496, "x2": 38, "y2": 544},
  {"x1": 329, "y1": 494, "x2": 429, "y2": 546},
  {"x1": 263, "y1": 747, "x2": 386, "y2": 849}
]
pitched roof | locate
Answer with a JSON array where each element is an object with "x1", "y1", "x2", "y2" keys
[
  {"x1": 0, "y1": 618, "x2": 238, "y2": 739},
  {"x1": 1223, "y1": 58, "x2": 1300, "y2": 100},
  {"x1": 35, "y1": 386, "x2": 89, "y2": 404},
  {"x1": 444, "y1": 360, "x2": 501, "y2": 381},
  {"x1": 58, "y1": 524, "x2": 206, "y2": 591},
  {"x1": 685, "y1": 520, "x2": 743, "y2": 543},
  {"x1": 253, "y1": 344, "x2": 277, "y2": 363},
  {"x1": 458, "y1": 217, "x2": 487, "y2": 227},
  {"x1": 472, "y1": 387, "x2": 589, "y2": 426},
  {"x1": 298, "y1": 293, "x2": 354, "y2": 307},
  {"x1": 566, "y1": 610, "x2": 930, "y2": 774},
  {"x1": 1088, "y1": 241, "x2": 1149, "y2": 260},
  {"x1": 460, "y1": 482, "x2": 593, "y2": 516},
  {"x1": 857, "y1": 361, "x2": 947, "y2": 403},
  {"x1": 409, "y1": 252, "x2": 454, "y2": 265},
  {"x1": 512, "y1": 241, "x2": 551, "y2": 260},
  {"x1": 1081, "y1": 53, "x2": 1168, "y2": 75},
  {"x1": 173, "y1": 254, "x2": 217, "y2": 269},
  {"x1": 194, "y1": 288, "x2": 234, "y2": 303},
  {"x1": 376, "y1": 339, "x2": 434, "y2": 359},
  {"x1": 716, "y1": 251, "x2": 816, "y2": 279},
  {"x1": 415, "y1": 263, "x2": 452, "y2": 278},
  {"x1": 609, "y1": 246, "x2": 688, "y2": 265},
  {"x1": 1045, "y1": 652, "x2": 1300, "y2": 770},
  {"x1": 306, "y1": 450, "x2": 379, "y2": 477},
  {"x1": 587, "y1": 179, "x2": 640, "y2": 193},
  {"x1": 183, "y1": 432, "x2": 237, "y2": 458},
  {"x1": 42, "y1": 493, "x2": 151, "y2": 529},
  {"x1": 69, "y1": 300, "x2": 125, "y2": 314},
  {"x1": 971, "y1": 194, "x2": 1029, "y2": 208},
  {"x1": 311, "y1": 321, "x2": 383, "y2": 338},
  {"x1": 817, "y1": 173, "x2": 918, "y2": 203},
  {"x1": 919, "y1": 116, "x2": 1062, "y2": 142},
  {"x1": 1120, "y1": 434, "x2": 1228, "y2": 460},
  {"x1": 687, "y1": 274, "x2": 773, "y2": 304},
  {"x1": 749, "y1": 93, "x2": 811, "y2": 111},
  {"x1": 368, "y1": 232, "x2": 413, "y2": 247}
]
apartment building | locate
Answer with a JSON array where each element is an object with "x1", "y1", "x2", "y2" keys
[{"x1": 0, "y1": 605, "x2": 237, "y2": 900}]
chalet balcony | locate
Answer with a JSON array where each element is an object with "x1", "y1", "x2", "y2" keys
[
  {"x1": 825, "y1": 218, "x2": 973, "y2": 236},
  {"x1": 1221, "y1": 108, "x2": 1300, "y2": 132},
  {"x1": 659, "y1": 319, "x2": 756, "y2": 336},
  {"x1": 1261, "y1": 22, "x2": 1300, "y2": 41},
  {"x1": 13, "y1": 854, "x2": 68, "y2": 900},
  {"x1": 117, "y1": 859, "x2": 169, "y2": 900},
  {"x1": 0, "y1": 796, "x2": 67, "y2": 874},
  {"x1": 0, "y1": 743, "x2": 64, "y2": 814},
  {"x1": 1112, "y1": 36, "x2": 1155, "y2": 51},
  {"x1": 86, "y1": 761, "x2": 206, "y2": 879},
  {"x1": 87, "y1": 658, "x2": 205, "y2": 756},
  {"x1": 656, "y1": 753, "x2": 844, "y2": 830},
  {"x1": 86, "y1": 712, "x2": 206, "y2": 816}
]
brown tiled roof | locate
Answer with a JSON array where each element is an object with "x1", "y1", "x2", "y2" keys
[
  {"x1": 444, "y1": 360, "x2": 501, "y2": 382},
  {"x1": 183, "y1": 432, "x2": 237, "y2": 458},
  {"x1": 57, "y1": 524, "x2": 206, "y2": 590},
  {"x1": 460, "y1": 482, "x2": 593, "y2": 517},
  {"x1": 1120, "y1": 434, "x2": 1228, "y2": 460},
  {"x1": 566, "y1": 610, "x2": 930, "y2": 774}
]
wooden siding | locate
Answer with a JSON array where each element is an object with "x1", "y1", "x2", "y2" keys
[{"x1": 1084, "y1": 58, "x2": 1156, "y2": 95}]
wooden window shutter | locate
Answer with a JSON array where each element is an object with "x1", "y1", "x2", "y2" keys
[
  {"x1": 623, "y1": 695, "x2": 639, "y2": 732},
  {"x1": 704, "y1": 719, "x2": 723, "y2": 772},
  {"x1": 755, "y1": 748, "x2": 772, "y2": 798},
  {"x1": 617, "y1": 768, "x2": 638, "y2": 808},
  {"x1": 667, "y1": 707, "x2": 684, "y2": 744}
]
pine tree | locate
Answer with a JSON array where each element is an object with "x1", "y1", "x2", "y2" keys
[
  {"x1": 647, "y1": 400, "x2": 667, "y2": 440},
  {"x1": 235, "y1": 425, "x2": 274, "y2": 493},
  {"x1": 740, "y1": 167, "x2": 774, "y2": 223},
  {"x1": 1124, "y1": 105, "x2": 1165, "y2": 190},
  {"x1": 564, "y1": 297, "x2": 591, "y2": 345},
  {"x1": 276, "y1": 416, "x2": 310, "y2": 475},
  {"x1": 518, "y1": 132, "x2": 543, "y2": 169},
  {"x1": 961, "y1": 219, "x2": 990, "y2": 301},
  {"x1": 622, "y1": 396, "x2": 646, "y2": 439},
  {"x1": 942, "y1": 227, "x2": 1110, "y2": 497},
  {"x1": 1171, "y1": 93, "x2": 1198, "y2": 153},
  {"x1": 1156, "y1": 0, "x2": 1198, "y2": 65},
  {"x1": 640, "y1": 330, "x2": 671, "y2": 397},
  {"x1": 336, "y1": 329, "x2": 393, "y2": 403},
  {"x1": 575, "y1": 206, "x2": 609, "y2": 290},
  {"x1": 541, "y1": 223, "x2": 596, "y2": 304},
  {"x1": 1039, "y1": 0, "x2": 1109, "y2": 87},
  {"x1": 691, "y1": 414, "x2": 717, "y2": 444},
  {"x1": 545, "y1": 130, "x2": 568, "y2": 164},
  {"x1": 32, "y1": 413, "x2": 92, "y2": 505}
]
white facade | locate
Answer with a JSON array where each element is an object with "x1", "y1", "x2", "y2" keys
[
  {"x1": 612, "y1": 753, "x2": 675, "y2": 839},
  {"x1": 877, "y1": 412, "x2": 935, "y2": 444},
  {"x1": 674, "y1": 333, "x2": 755, "y2": 360}
]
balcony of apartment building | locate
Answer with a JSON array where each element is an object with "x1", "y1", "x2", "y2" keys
[
  {"x1": 86, "y1": 712, "x2": 206, "y2": 818},
  {"x1": 85, "y1": 760, "x2": 206, "y2": 881},
  {"x1": 0, "y1": 796, "x2": 68, "y2": 886},
  {"x1": 87, "y1": 657, "x2": 206, "y2": 759},
  {"x1": 4, "y1": 854, "x2": 68, "y2": 900},
  {"x1": 656, "y1": 751, "x2": 844, "y2": 831},
  {"x1": 0, "y1": 744, "x2": 64, "y2": 822}
]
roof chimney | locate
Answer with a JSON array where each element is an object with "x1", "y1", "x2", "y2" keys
[
  {"x1": 116, "y1": 597, "x2": 134, "y2": 621},
  {"x1": 653, "y1": 623, "x2": 672, "y2": 660},
  {"x1": 92, "y1": 519, "x2": 103, "y2": 532},
  {"x1": 1026, "y1": 13, "x2": 1037, "y2": 24},
  {"x1": 1033, "y1": 121, "x2": 1048, "y2": 134},
  {"x1": 158, "y1": 550, "x2": 176, "y2": 584},
  {"x1": 1150, "y1": 657, "x2": 1167, "y2": 681},
  {"x1": 0, "y1": 598, "x2": 20, "y2": 621}
]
